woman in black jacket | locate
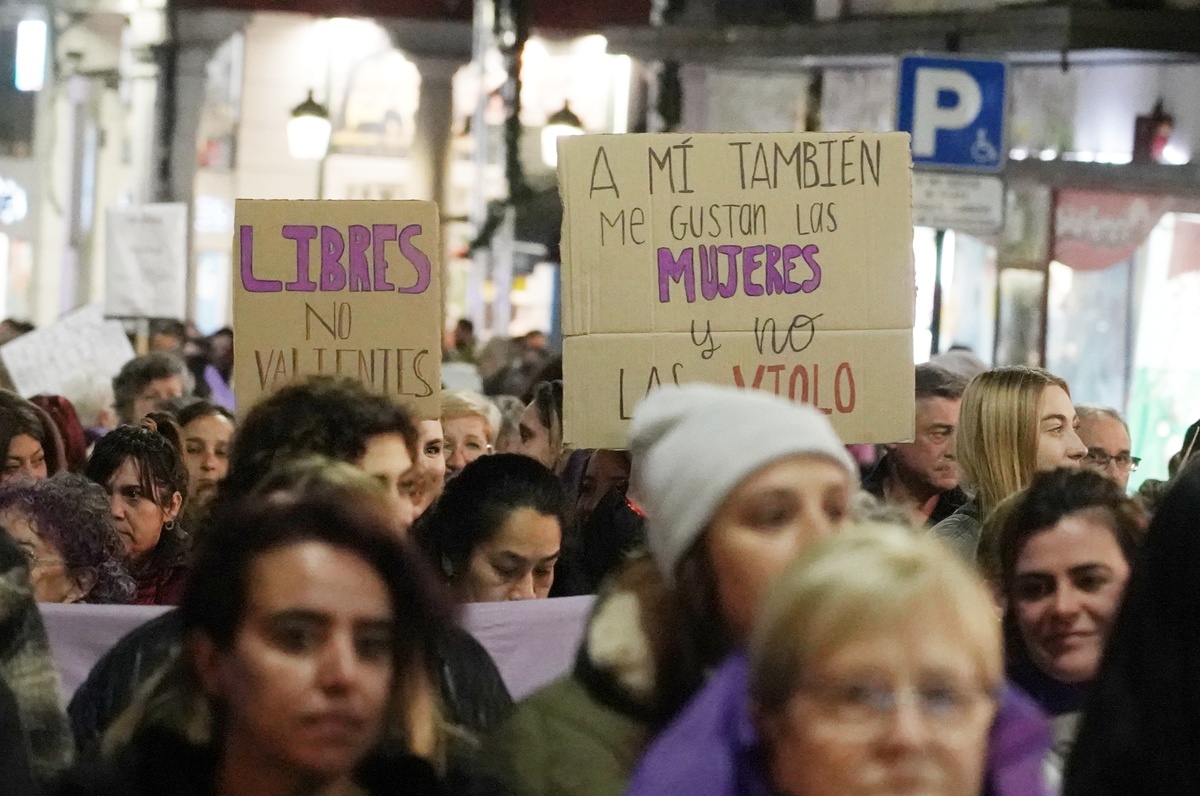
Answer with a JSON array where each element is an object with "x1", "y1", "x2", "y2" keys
[{"x1": 57, "y1": 471, "x2": 458, "y2": 796}]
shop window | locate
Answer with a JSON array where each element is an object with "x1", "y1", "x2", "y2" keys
[{"x1": 1126, "y1": 213, "x2": 1200, "y2": 488}]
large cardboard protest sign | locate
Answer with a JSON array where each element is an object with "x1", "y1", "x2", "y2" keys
[
  {"x1": 558, "y1": 133, "x2": 915, "y2": 449},
  {"x1": 232, "y1": 200, "x2": 441, "y2": 418}
]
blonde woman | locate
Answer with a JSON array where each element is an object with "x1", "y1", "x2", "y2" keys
[
  {"x1": 440, "y1": 390, "x2": 501, "y2": 480},
  {"x1": 932, "y1": 366, "x2": 1086, "y2": 561}
]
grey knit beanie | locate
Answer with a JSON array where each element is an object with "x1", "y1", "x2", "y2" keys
[{"x1": 629, "y1": 384, "x2": 857, "y2": 583}]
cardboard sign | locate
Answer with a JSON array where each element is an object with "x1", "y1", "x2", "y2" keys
[
  {"x1": 232, "y1": 200, "x2": 442, "y2": 418},
  {"x1": 558, "y1": 133, "x2": 915, "y2": 448},
  {"x1": 0, "y1": 304, "x2": 135, "y2": 404},
  {"x1": 105, "y1": 204, "x2": 189, "y2": 318}
]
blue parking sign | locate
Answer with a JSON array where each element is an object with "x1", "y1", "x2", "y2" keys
[{"x1": 896, "y1": 55, "x2": 1007, "y2": 171}]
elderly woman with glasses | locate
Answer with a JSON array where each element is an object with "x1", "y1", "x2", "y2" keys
[
  {"x1": 627, "y1": 522, "x2": 1018, "y2": 796},
  {"x1": 440, "y1": 390, "x2": 500, "y2": 481}
]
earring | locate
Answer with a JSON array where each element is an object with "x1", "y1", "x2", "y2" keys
[{"x1": 440, "y1": 554, "x2": 454, "y2": 578}]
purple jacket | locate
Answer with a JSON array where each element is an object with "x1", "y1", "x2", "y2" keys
[{"x1": 626, "y1": 653, "x2": 1052, "y2": 796}]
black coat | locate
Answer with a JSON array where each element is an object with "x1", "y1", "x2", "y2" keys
[
  {"x1": 0, "y1": 676, "x2": 37, "y2": 796},
  {"x1": 69, "y1": 609, "x2": 514, "y2": 752},
  {"x1": 53, "y1": 726, "x2": 451, "y2": 796}
]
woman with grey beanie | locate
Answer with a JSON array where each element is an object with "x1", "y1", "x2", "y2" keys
[{"x1": 483, "y1": 384, "x2": 860, "y2": 796}]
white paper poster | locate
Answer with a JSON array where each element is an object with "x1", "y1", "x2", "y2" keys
[
  {"x1": 105, "y1": 203, "x2": 189, "y2": 318},
  {"x1": 0, "y1": 305, "x2": 135, "y2": 405}
]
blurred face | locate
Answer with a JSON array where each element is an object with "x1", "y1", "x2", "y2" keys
[
  {"x1": 132, "y1": 375, "x2": 185, "y2": 421},
  {"x1": 1078, "y1": 414, "x2": 1134, "y2": 491},
  {"x1": 195, "y1": 542, "x2": 394, "y2": 787},
  {"x1": 762, "y1": 609, "x2": 997, "y2": 796},
  {"x1": 411, "y1": 420, "x2": 446, "y2": 517},
  {"x1": 575, "y1": 450, "x2": 631, "y2": 525},
  {"x1": 182, "y1": 414, "x2": 235, "y2": 506},
  {"x1": 0, "y1": 510, "x2": 86, "y2": 603},
  {"x1": 3, "y1": 434, "x2": 47, "y2": 482},
  {"x1": 1012, "y1": 511, "x2": 1130, "y2": 684},
  {"x1": 517, "y1": 403, "x2": 557, "y2": 469},
  {"x1": 705, "y1": 456, "x2": 853, "y2": 642},
  {"x1": 105, "y1": 458, "x2": 181, "y2": 564},
  {"x1": 1034, "y1": 386, "x2": 1087, "y2": 472},
  {"x1": 443, "y1": 416, "x2": 492, "y2": 479},
  {"x1": 356, "y1": 433, "x2": 415, "y2": 535},
  {"x1": 889, "y1": 397, "x2": 961, "y2": 493},
  {"x1": 461, "y1": 507, "x2": 561, "y2": 602}
]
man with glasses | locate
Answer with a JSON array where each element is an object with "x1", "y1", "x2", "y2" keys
[{"x1": 1076, "y1": 405, "x2": 1138, "y2": 491}]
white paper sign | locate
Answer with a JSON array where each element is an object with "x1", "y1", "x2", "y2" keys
[
  {"x1": 912, "y1": 172, "x2": 1004, "y2": 236},
  {"x1": 105, "y1": 203, "x2": 188, "y2": 318},
  {"x1": 0, "y1": 305, "x2": 135, "y2": 404}
]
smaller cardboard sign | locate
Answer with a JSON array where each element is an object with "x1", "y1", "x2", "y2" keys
[
  {"x1": 232, "y1": 200, "x2": 442, "y2": 418},
  {"x1": 105, "y1": 204, "x2": 189, "y2": 318},
  {"x1": 912, "y1": 172, "x2": 1004, "y2": 236},
  {"x1": 0, "y1": 305, "x2": 135, "y2": 405}
]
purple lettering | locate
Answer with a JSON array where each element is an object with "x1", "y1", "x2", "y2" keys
[
  {"x1": 240, "y1": 226, "x2": 282, "y2": 292},
  {"x1": 715, "y1": 245, "x2": 740, "y2": 298},
  {"x1": 372, "y1": 224, "x2": 397, "y2": 291},
  {"x1": 396, "y1": 224, "x2": 432, "y2": 294},
  {"x1": 347, "y1": 225, "x2": 372, "y2": 292},
  {"x1": 320, "y1": 226, "x2": 347, "y2": 291},
  {"x1": 282, "y1": 225, "x2": 318, "y2": 292},
  {"x1": 742, "y1": 244, "x2": 765, "y2": 297},
  {"x1": 782, "y1": 244, "x2": 804, "y2": 294},
  {"x1": 799, "y1": 244, "x2": 823, "y2": 293},
  {"x1": 657, "y1": 247, "x2": 697, "y2": 303},
  {"x1": 763, "y1": 244, "x2": 785, "y2": 295}
]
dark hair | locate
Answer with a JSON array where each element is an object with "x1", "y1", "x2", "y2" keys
[
  {"x1": 30, "y1": 395, "x2": 87, "y2": 473},
  {"x1": 417, "y1": 453, "x2": 565, "y2": 577},
  {"x1": 175, "y1": 399, "x2": 235, "y2": 430},
  {"x1": 995, "y1": 468, "x2": 1144, "y2": 676},
  {"x1": 84, "y1": 423, "x2": 190, "y2": 569},
  {"x1": 997, "y1": 468, "x2": 1143, "y2": 591},
  {"x1": 0, "y1": 389, "x2": 64, "y2": 477},
  {"x1": 914, "y1": 363, "x2": 968, "y2": 401},
  {"x1": 181, "y1": 488, "x2": 452, "y2": 743},
  {"x1": 219, "y1": 377, "x2": 418, "y2": 505},
  {"x1": 112, "y1": 352, "x2": 195, "y2": 422},
  {"x1": 1063, "y1": 466, "x2": 1200, "y2": 795},
  {"x1": 0, "y1": 473, "x2": 136, "y2": 603},
  {"x1": 528, "y1": 380, "x2": 563, "y2": 437}
]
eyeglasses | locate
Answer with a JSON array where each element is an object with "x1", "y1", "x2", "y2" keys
[
  {"x1": 793, "y1": 678, "x2": 998, "y2": 740},
  {"x1": 442, "y1": 439, "x2": 494, "y2": 459},
  {"x1": 1083, "y1": 449, "x2": 1140, "y2": 472}
]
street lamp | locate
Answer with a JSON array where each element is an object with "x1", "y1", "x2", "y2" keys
[
  {"x1": 287, "y1": 90, "x2": 332, "y2": 161},
  {"x1": 541, "y1": 101, "x2": 584, "y2": 169}
]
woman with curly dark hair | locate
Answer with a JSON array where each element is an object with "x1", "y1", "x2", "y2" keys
[
  {"x1": 0, "y1": 473, "x2": 135, "y2": 603},
  {"x1": 84, "y1": 418, "x2": 189, "y2": 605}
]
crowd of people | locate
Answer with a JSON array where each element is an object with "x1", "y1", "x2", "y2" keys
[{"x1": 0, "y1": 317, "x2": 1197, "y2": 796}]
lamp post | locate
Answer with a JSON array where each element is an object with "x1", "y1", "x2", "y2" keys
[
  {"x1": 287, "y1": 90, "x2": 332, "y2": 161},
  {"x1": 540, "y1": 101, "x2": 584, "y2": 169}
]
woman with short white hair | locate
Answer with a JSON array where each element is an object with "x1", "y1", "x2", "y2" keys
[{"x1": 440, "y1": 389, "x2": 501, "y2": 480}]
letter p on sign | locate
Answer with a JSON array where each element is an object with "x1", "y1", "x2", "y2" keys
[{"x1": 896, "y1": 56, "x2": 1007, "y2": 172}]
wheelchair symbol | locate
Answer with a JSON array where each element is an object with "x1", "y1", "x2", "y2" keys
[{"x1": 971, "y1": 129, "x2": 999, "y2": 164}]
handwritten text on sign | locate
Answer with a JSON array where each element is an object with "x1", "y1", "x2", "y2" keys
[
  {"x1": 558, "y1": 133, "x2": 915, "y2": 449},
  {"x1": 233, "y1": 200, "x2": 442, "y2": 418}
]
